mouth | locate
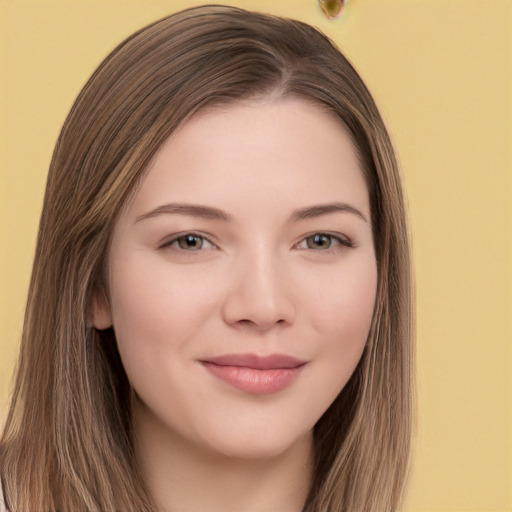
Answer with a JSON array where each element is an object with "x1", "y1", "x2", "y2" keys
[{"x1": 199, "y1": 353, "x2": 307, "y2": 394}]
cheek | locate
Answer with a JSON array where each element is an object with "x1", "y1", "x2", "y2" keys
[
  {"x1": 310, "y1": 254, "x2": 376, "y2": 328},
  {"x1": 305, "y1": 256, "x2": 377, "y2": 381},
  {"x1": 107, "y1": 255, "x2": 220, "y2": 373}
]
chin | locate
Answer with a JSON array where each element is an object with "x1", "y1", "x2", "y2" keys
[{"x1": 197, "y1": 425, "x2": 313, "y2": 462}]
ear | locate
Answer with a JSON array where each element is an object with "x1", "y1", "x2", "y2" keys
[{"x1": 91, "y1": 287, "x2": 112, "y2": 330}]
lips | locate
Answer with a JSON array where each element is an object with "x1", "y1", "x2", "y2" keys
[{"x1": 200, "y1": 353, "x2": 307, "y2": 394}]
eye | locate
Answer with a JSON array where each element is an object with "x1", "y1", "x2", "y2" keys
[
  {"x1": 297, "y1": 233, "x2": 353, "y2": 251},
  {"x1": 160, "y1": 233, "x2": 216, "y2": 251}
]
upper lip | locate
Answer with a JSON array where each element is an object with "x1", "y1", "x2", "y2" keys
[{"x1": 200, "y1": 353, "x2": 307, "y2": 370}]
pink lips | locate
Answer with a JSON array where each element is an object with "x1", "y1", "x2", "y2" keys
[{"x1": 200, "y1": 354, "x2": 306, "y2": 394}]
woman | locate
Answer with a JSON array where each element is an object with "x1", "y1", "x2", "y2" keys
[{"x1": 0, "y1": 5, "x2": 413, "y2": 512}]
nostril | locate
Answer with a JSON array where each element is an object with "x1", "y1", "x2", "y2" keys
[
  {"x1": 232, "y1": 316, "x2": 289, "y2": 332},
  {"x1": 221, "y1": 269, "x2": 296, "y2": 329}
]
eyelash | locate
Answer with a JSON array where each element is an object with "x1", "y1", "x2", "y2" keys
[
  {"x1": 295, "y1": 232, "x2": 354, "y2": 251},
  {"x1": 159, "y1": 232, "x2": 217, "y2": 251},
  {"x1": 159, "y1": 232, "x2": 354, "y2": 252}
]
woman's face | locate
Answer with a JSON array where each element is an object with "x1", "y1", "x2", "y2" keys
[{"x1": 93, "y1": 98, "x2": 377, "y2": 459}]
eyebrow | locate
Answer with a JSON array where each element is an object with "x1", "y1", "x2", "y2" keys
[
  {"x1": 135, "y1": 201, "x2": 368, "y2": 224},
  {"x1": 136, "y1": 203, "x2": 231, "y2": 223},
  {"x1": 290, "y1": 202, "x2": 369, "y2": 224}
]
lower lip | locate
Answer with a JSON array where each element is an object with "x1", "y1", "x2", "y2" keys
[{"x1": 201, "y1": 362, "x2": 303, "y2": 394}]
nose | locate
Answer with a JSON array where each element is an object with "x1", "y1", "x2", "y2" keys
[{"x1": 221, "y1": 249, "x2": 296, "y2": 331}]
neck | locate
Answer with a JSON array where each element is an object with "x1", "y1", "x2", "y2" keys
[{"x1": 132, "y1": 399, "x2": 313, "y2": 512}]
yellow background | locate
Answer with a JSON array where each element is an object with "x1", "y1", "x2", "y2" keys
[{"x1": 1, "y1": 1, "x2": 511, "y2": 510}]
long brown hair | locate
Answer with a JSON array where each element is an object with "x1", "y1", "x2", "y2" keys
[{"x1": 0, "y1": 5, "x2": 413, "y2": 511}]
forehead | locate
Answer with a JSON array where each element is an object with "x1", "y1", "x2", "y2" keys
[{"x1": 125, "y1": 97, "x2": 369, "y2": 221}]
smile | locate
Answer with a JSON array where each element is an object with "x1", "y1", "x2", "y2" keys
[{"x1": 200, "y1": 353, "x2": 307, "y2": 394}]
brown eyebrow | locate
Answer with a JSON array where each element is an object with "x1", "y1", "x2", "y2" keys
[
  {"x1": 135, "y1": 201, "x2": 368, "y2": 224},
  {"x1": 290, "y1": 202, "x2": 369, "y2": 224},
  {"x1": 136, "y1": 203, "x2": 231, "y2": 223}
]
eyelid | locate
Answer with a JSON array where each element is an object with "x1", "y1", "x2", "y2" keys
[
  {"x1": 158, "y1": 231, "x2": 354, "y2": 252},
  {"x1": 294, "y1": 232, "x2": 354, "y2": 250},
  {"x1": 158, "y1": 231, "x2": 218, "y2": 251}
]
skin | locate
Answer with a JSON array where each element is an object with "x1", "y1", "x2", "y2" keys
[{"x1": 93, "y1": 97, "x2": 377, "y2": 512}]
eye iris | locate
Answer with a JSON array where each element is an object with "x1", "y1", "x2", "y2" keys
[
  {"x1": 178, "y1": 235, "x2": 203, "y2": 250},
  {"x1": 307, "y1": 234, "x2": 331, "y2": 249}
]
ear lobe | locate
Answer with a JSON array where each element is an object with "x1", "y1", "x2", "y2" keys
[{"x1": 91, "y1": 289, "x2": 112, "y2": 330}]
